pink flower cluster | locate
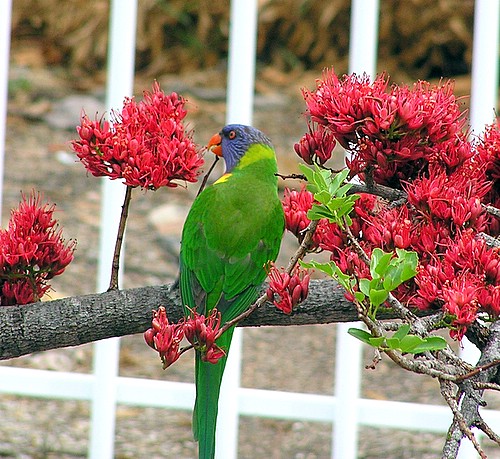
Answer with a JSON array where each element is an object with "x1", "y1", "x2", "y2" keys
[
  {"x1": 302, "y1": 70, "x2": 466, "y2": 187},
  {"x1": 286, "y1": 70, "x2": 500, "y2": 338},
  {"x1": 72, "y1": 81, "x2": 204, "y2": 190},
  {"x1": 144, "y1": 306, "x2": 225, "y2": 368},
  {"x1": 266, "y1": 263, "x2": 310, "y2": 314},
  {"x1": 0, "y1": 192, "x2": 75, "y2": 306}
]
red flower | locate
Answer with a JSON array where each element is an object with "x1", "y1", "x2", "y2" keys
[
  {"x1": 282, "y1": 187, "x2": 314, "y2": 242},
  {"x1": 72, "y1": 81, "x2": 204, "y2": 190},
  {"x1": 266, "y1": 263, "x2": 310, "y2": 314},
  {"x1": 294, "y1": 122, "x2": 336, "y2": 165},
  {"x1": 184, "y1": 308, "x2": 226, "y2": 364},
  {"x1": 313, "y1": 219, "x2": 346, "y2": 252},
  {"x1": 362, "y1": 206, "x2": 413, "y2": 250},
  {"x1": 144, "y1": 306, "x2": 185, "y2": 369},
  {"x1": 442, "y1": 274, "x2": 480, "y2": 340},
  {"x1": 0, "y1": 192, "x2": 75, "y2": 306}
]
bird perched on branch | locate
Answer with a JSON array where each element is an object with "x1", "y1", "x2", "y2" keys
[{"x1": 179, "y1": 124, "x2": 285, "y2": 459}]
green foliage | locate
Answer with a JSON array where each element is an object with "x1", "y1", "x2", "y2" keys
[
  {"x1": 348, "y1": 325, "x2": 447, "y2": 354},
  {"x1": 299, "y1": 165, "x2": 445, "y2": 355},
  {"x1": 302, "y1": 248, "x2": 418, "y2": 316},
  {"x1": 363, "y1": 247, "x2": 418, "y2": 315},
  {"x1": 298, "y1": 165, "x2": 359, "y2": 226}
]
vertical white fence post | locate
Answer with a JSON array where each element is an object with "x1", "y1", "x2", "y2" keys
[
  {"x1": 0, "y1": 0, "x2": 12, "y2": 222},
  {"x1": 215, "y1": 1, "x2": 259, "y2": 457},
  {"x1": 469, "y1": 0, "x2": 500, "y2": 136},
  {"x1": 88, "y1": 1, "x2": 138, "y2": 458},
  {"x1": 460, "y1": 1, "x2": 500, "y2": 457},
  {"x1": 333, "y1": 1, "x2": 380, "y2": 458}
]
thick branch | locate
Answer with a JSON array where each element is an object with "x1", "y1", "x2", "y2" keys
[
  {"x1": 0, "y1": 279, "x2": 436, "y2": 361},
  {"x1": 0, "y1": 279, "x2": 346, "y2": 360}
]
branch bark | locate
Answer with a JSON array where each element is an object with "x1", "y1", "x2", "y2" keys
[
  {"x1": 0, "y1": 279, "x2": 343, "y2": 360},
  {"x1": 0, "y1": 279, "x2": 434, "y2": 361}
]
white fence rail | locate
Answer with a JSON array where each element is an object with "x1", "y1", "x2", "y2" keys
[{"x1": 1, "y1": 1, "x2": 499, "y2": 458}]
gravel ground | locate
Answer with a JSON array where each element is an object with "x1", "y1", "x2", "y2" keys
[{"x1": 1, "y1": 63, "x2": 500, "y2": 458}]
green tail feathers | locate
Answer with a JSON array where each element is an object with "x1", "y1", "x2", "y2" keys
[{"x1": 193, "y1": 327, "x2": 235, "y2": 459}]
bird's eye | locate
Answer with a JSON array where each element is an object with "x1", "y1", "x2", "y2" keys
[{"x1": 228, "y1": 130, "x2": 237, "y2": 140}]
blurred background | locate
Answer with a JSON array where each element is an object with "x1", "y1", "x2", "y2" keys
[
  {"x1": 10, "y1": 0, "x2": 474, "y2": 82},
  {"x1": 3, "y1": 1, "x2": 499, "y2": 458}
]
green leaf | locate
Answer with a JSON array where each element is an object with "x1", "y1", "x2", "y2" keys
[
  {"x1": 398, "y1": 335, "x2": 426, "y2": 353},
  {"x1": 392, "y1": 324, "x2": 411, "y2": 341},
  {"x1": 385, "y1": 337, "x2": 402, "y2": 349},
  {"x1": 337, "y1": 183, "x2": 354, "y2": 197},
  {"x1": 354, "y1": 291, "x2": 366, "y2": 303},
  {"x1": 300, "y1": 260, "x2": 334, "y2": 277},
  {"x1": 359, "y1": 278, "x2": 371, "y2": 296},
  {"x1": 330, "y1": 168, "x2": 350, "y2": 191},
  {"x1": 348, "y1": 327, "x2": 373, "y2": 345},
  {"x1": 298, "y1": 163, "x2": 315, "y2": 183},
  {"x1": 395, "y1": 249, "x2": 418, "y2": 281},
  {"x1": 369, "y1": 288, "x2": 389, "y2": 307},
  {"x1": 410, "y1": 336, "x2": 447, "y2": 354},
  {"x1": 368, "y1": 337, "x2": 386, "y2": 347},
  {"x1": 371, "y1": 250, "x2": 393, "y2": 279},
  {"x1": 314, "y1": 190, "x2": 332, "y2": 205}
]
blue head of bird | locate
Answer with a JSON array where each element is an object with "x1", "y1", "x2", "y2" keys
[{"x1": 207, "y1": 124, "x2": 273, "y2": 173}]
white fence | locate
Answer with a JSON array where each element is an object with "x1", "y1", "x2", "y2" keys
[{"x1": 1, "y1": 1, "x2": 499, "y2": 458}]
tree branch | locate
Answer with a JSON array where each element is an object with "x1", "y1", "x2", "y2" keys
[{"x1": 0, "y1": 279, "x2": 436, "y2": 361}]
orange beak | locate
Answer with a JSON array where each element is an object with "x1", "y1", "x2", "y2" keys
[{"x1": 207, "y1": 133, "x2": 223, "y2": 157}]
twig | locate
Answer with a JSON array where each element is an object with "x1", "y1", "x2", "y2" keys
[
  {"x1": 476, "y1": 417, "x2": 500, "y2": 446},
  {"x1": 197, "y1": 155, "x2": 219, "y2": 197},
  {"x1": 348, "y1": 182, "x2": 407, "y2": 202},
  {"x1": 108, "y1": 184, "x2": 133, "y2": 291},
  {"x1": 483, "y1": 203, "x2": 500, "y2": 219},
  {"x1": 275, "y1": 172, "x2": 307, "y2": 181},
  {"x1": 365, "y1": 349, "x2": 382, "y2": 370},
  {"x1": 455, "y1": 359, "x2": 500, "y2": 382},
  {"x1": 478, "y1": 231, "x2": 500, "y2": 249},
  {"x1": 472, "y1": 381, "x2": 500, "y2": 391},
  {"x1": 286, "y1": 219, "x2": 319, "y2": 271}
]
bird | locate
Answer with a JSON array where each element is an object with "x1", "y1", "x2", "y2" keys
[{"x1": 179, "y1": 124, "x2": 285, "y2": 459}]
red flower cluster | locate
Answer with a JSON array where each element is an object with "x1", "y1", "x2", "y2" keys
[
  {"x1": 302, "y1": 70, "x2": 466, "y2": 187},
  {"x1": 416, "y1": 231, "x2": 500, "y2": 339},
  {"x1": 286, "y1": 70, "x2": 500, "y2": 338},
  {"x1": 144, "y1": 306, "x2": 226, "y2": 367},
  {"x1": 294, "y1": 122, "x2": 337, "y2": 165},
  {"x1": 282, "y1": 187, "x2": 315, "y2": 242},
  {"x1": 71, "y1": 81, "x2": 204, "y2": 190},
  {"x1": 0, "y1": 192, "x2": 75, "y2": 305},
  {"x1": 476, "y1": 119, "x2": 500, "y2": 235},
  {"x1": 144, "y1": 306, "x2": 185, "y2": 369},
  {"x1": 184, "y1": 308, "x2": 226, "y2": 364},
  {"x1": 266, "y1": 263, "x2": 310, "y2": 314}
]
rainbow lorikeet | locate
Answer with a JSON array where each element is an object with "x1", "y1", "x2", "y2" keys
[{"x1": 179, "y1": 124, "x2": 285, "y2": 459}]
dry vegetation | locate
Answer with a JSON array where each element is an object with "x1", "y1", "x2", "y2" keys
[{"x1": 11, "y1": 0, "x2": 474, "y2": 82}]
